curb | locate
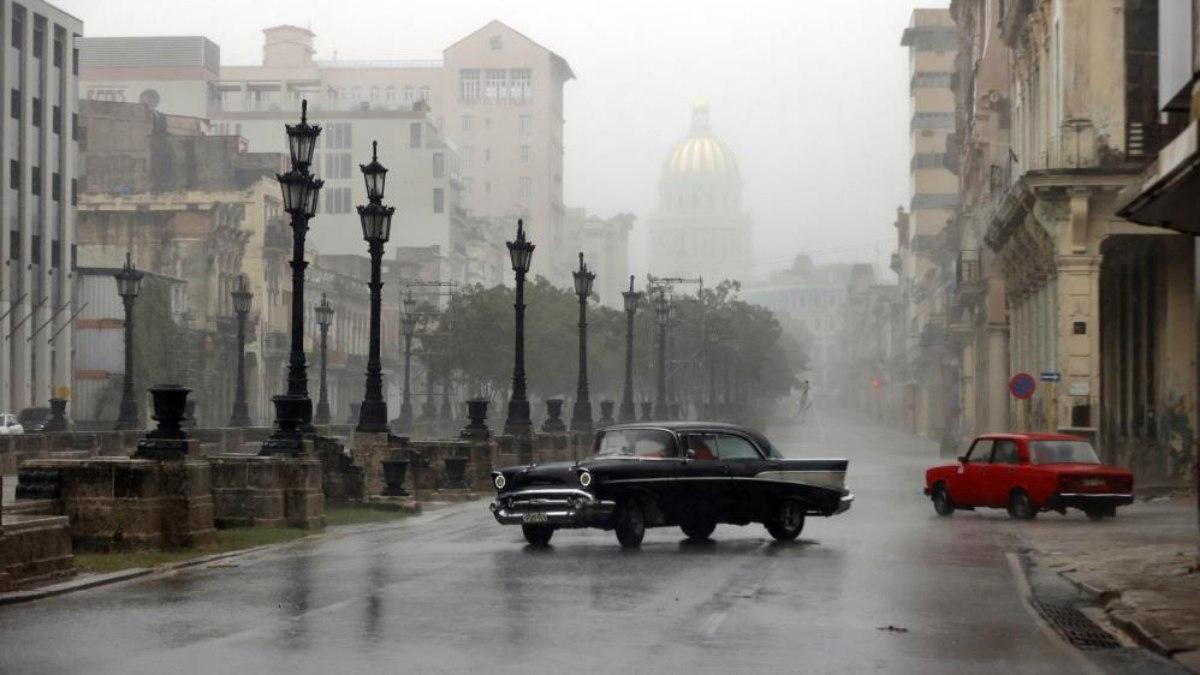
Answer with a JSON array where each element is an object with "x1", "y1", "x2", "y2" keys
[{"x1": 0, "y1": 568, "x2": 153, "y2": 606}]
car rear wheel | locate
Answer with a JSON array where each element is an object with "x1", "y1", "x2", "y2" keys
[
  {"x1": 680, "y1": 517, "x2": 717, "y2": 541},
  {"x1": 765, "y1": 500, "x2": 806, "y2": 541},
  {"x1": 1084, "y1": 505, "x2": 1115, "y2": 520},
  {"x1": 1007, "y1": 490, "x2": 1038, "y2": 520},
  {"x1": 521, "y1": 524, "x2": 554, "y2": 546},
  {"x1": 932, "y1": 484, "x2": 954, "y2": 516},
  {"x1": 613, "y1": 501, "x2": 645, "y2": 548}
]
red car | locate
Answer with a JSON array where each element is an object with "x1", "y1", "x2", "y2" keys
[{"x1": 924, "y1": 433, "x2": 1133, "y2": 520}]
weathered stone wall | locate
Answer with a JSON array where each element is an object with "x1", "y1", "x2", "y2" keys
[
  {"x1": 209, "y1": 453, "x2": 324, "y2": 529},
  {"x1": 0, "y1": 515, "x2": 74, "y2": 591}
]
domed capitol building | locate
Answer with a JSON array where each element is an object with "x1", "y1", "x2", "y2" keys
[{"x1": 648, "y1": 101, "x2": 753, "y2": 280}]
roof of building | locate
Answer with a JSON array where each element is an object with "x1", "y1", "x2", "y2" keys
[
  {"x1": 444, "y1": 20, "x2": 575, "y2": 80},
  {"x1": 661, "y1": 100, "x2": 740, "y2": 182}
]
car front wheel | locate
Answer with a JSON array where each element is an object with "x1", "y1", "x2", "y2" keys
[
  {"x1": 522, "y1": 524, "x2": 554, "y2": 546},
  {"x1": 1007, "y1": 490, "x2": 1038, "y2": 520},
  {"x1": 932, "y1": 484, "x2": 954, "y2": 516},
  {"x1": 613, "y1": 500, "x2": 646, "y2": 548},
  {"x1": 680, "y1": 517, "x2": 717, "y2": 541},
  {"x1": 765, "y1": 500, "x2": 806, "y2": 541}
]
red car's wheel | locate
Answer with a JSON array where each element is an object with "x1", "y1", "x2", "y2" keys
[
  {"x1": 932, "y1": 484, "x2": 954, "y2": 516},
  {"x1": 1007, "y1": 490, "x2": 1038, "y2": 520}
]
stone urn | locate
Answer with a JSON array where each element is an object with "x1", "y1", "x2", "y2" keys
[
  {"x1": 43, "y1": 397, "x2": 69, "y2": 432},
  {"x1": 381, "y1": 455, "x2": 410, "y2": 497},
  {"x1": 640, "y1": 401, "x2": 653, "y2": 422},
  {"x1": 134, "y1": 384, "x2": 192, "y2": 460},
  {"x1": 461, "y1": 399, "x2": 490, "y2": 440},
  {"x1": 442, "y1": 455, "x2": 470, "y2": 489},
  {"x1": 597, "y1": 400, "x2": 616, "y2": 427},
  {"x1": 541, "y1": 398, "x2": 566, "y2": 432}
]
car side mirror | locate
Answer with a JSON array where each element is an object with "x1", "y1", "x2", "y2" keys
[
  {"x1": 957, "y1": 456, "x2": 968, "y2": 463},
  {"x1": 685, "y1": 449, "x2": 696, "y2": 460}
]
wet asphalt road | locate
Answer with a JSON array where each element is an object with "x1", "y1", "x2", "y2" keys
[{"x1": 0, "y1": 414, "x2": 1089, "y2": 674}]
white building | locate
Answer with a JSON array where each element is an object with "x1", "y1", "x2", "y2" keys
[
  {"x1": 1, "y1": 0, "x2": 82, "y2": 414},
  {"x1": 77, "y1": 35, "x2": 218, "y2": 119}
]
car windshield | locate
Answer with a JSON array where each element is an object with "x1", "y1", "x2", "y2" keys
[
  {"x1": 594, "y1": 429, "x2": 677, "y2": 458},
  {"x1": 1029, "y1": 440, "x2": 1100, "y2": 465}
]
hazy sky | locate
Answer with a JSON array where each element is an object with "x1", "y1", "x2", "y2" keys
[{"x1": 58, "y1": 0, "x2": 947, "y2": 280}]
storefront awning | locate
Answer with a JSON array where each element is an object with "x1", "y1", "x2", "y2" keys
[{"x1": 1117, "y1": 121, "x2": 1200, "y2": 234}]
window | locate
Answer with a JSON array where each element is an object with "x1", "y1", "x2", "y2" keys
[
  {"x1": 72, "y1": 47, "x2": 79, "y2": 75},
  {"x1": 324, "y1": 123, "x2": 352, "y2": 150},
  {"x1": 966, "y1": 439, "x2": 993, "y2": 462},
  {"x1": 30, "y1": 235, "x2": 40, "y2": 264},
  {"x1": 519, "y1": 115, "x2": 532, "y2": 136},
  {"x1": 510, "y1": 68, "x2": 532, "y2": 102},
  {"x1": 30, "y1": 167, "x2": 39, "y2": 195},
  {"x1": 31, "y1": 97, "x2": 40, "y2": 126},
  {"x1": 596, "y1": 428, "x2": 678, "y2": 458},
  {"x1": 32, "y1": 25, "x2": 42, "y2": 58},
  {"x1": 520, "y1": 145, "x2": 530, "y2": 165},
  {"x1": 686, "y1": 433, "x2": 719, "y2": 460},
  {"x1": 403, "y1": 86, "x2": 414, "y2": 104},
  {"x1": 459, "y1": 69, "x2": 480, "y2": 102},
  {"x1": 432, "y1": 152, "x2": 444, "y2": 178},
  {"x1": 51, "y1": 172, "x2": 60, "y2": 201},
  {"x1": 9, "y1": 160, "x2": 19, "y2": 190},
  {"x1": 489, "y1": 35, "x2": 503, "y2": 51},
  {"x1": 462, "y1": 146, "x2": 474, "y2": 168},
  {"x1": 409, "y1": 122, "x2": 421, "y2": 148},
  {"x1": 462, "y1": 177, "x2": 472, "y2": 194},
  {"x1": 484, "y1": 69, "x2": 505, "y2": 102},
  {"x1": 324, "y1": 186, "x2": 352, "y2": 214},
  {"x1": 11, "y1": 9, "x2": 23, "y2": 49},
  {"x1": 483, "y1": 148, "x2": 491, "y2": 164},
  {"x1": 71, "y1": 112, "x2": 78, "y2": 141},
  {"x1": 323, "y1": 153, "x2": 352, "y2": 180},
  {"x1": 461, "y1": 115, "x2": 472, "y2": 132},
  {"x1": 992, "y1": 440, "x2": 1019, "y2": 464},
  {"x1": 519, "y1": 177, "x2": 531, "y2": 199},
  {"x1": 52, "y1": 37, "x2": 62, "y2": 68},
  {"x1": 9, "y1": 231, "x2": 18, "y2": 259},
  {"x1": 51, "y1": 105, "x2": 60, "y2": 134},
  {"x1": 50, "y1": 239, "x2": 60, "y2": 268},
  {"x1": 715, "y1": 434, "x2": 762, "y2": 460},
  {"x1": 433, "y1": 187, "x2": 444, "y2": 214},
  {"x1": 1030, "y1": 441, "x2": 1100, "y2": 465},
  {"x1": 10, "y1": 89, "x2": 20, "y2": 119},
  {"x1": 71, "y1": 178, "x2": 76, "y2": 205}
]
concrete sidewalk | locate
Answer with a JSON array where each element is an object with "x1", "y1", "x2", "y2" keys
[{"x1": 1008, "y1": 493, "x2": 1200, "y2": 671}]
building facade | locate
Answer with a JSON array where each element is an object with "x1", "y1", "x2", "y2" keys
[
  {"x1": 562, "y1": 207, "x2": 632, "y2": 307},
  {"x1": 647, "y1": 101, "x2": 752, "y2": 284},
  {"x1": 0, "y1": 0, "x2": 81, "y2": 415},
  {"x1": 898, "y1": 9, "x2": 960, "y2": 441},
  {"x1": 77, "y1": 35, "x2": 218, "y2": 119}
]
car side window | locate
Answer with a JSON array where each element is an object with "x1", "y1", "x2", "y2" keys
[
  {"x1": 967, "y1": 439, "x2": 994, "y2": 463},
  {"x1": 715, "y1": 434, "x2": 762, "y2": 460},
  {"x1": 992, "y1": 440, "x2": 1019, "y2": 464},
  {"x1": 686, "y1": 434, "x2": 718, "y2": 461}
]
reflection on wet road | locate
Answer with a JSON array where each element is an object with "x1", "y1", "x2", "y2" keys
[{"x1": 0, "y1": 416, "x2": 1082, "y2": 674}]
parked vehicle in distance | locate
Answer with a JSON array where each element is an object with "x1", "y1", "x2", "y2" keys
[
  {"x1": 490, "y1": 422, "x2": 853, "y2": 547},
  {"x1": 16, "y1": 407, "x2": 50, "y2": 433},
  {"x1": 924, "y1": 433, "x2": 1133, "y2": 520},
  {"x1": 0, "y1": 413, "x2": 24, "y2": 435}
]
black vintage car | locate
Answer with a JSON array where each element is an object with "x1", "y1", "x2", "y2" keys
[{"x1": 489, "y1": 422, "x2": 853, "y2": 547}]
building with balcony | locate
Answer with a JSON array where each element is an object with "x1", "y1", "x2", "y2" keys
[{"x1": 0, "y1": 0, "x2": 82, "y2": 416}]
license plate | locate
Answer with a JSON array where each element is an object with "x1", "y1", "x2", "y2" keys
[
  {"x1": 522, "y1": 512, "x2": 548, "y2": 524},
  {"x1": 1082, "y1": 479, "x2": 1105, "y2": 487}
]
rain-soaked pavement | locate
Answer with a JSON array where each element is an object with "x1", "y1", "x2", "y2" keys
[{"x1": 0, "y1": 412, "x2": 1106, "y2": 674}]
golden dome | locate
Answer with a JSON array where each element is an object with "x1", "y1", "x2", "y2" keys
[{"x1": 662, "y1": 101, "x2": 739, "y2": 181}]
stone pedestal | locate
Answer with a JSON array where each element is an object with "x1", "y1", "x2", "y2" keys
[
  {"x1": 16, "y1": 458, "x2": 216, "y2": 550},
  {"x1": 210, "y1": 452, "x2": 324, "y2": 530},
  {"x1": 0, "y1": 514, "x2": 74, "y2": 590}
]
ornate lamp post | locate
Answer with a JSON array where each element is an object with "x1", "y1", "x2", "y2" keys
[
  {"x1": 114, "y1": 252, "x2": 143, "y2": 430},
  {"x1": 570, "y1": 252, "x2": 596, "y2": 433},
  {"x1": 503, "y1": 220, "x2": 535, "y2": 436},
  {"x1": 229, "y1": 274, "x2": 253, "y2": 427},
  {"x1": 654, "y1": 290, "x2": 672, "y2": 420},
  {"x1": 619, "y1": 275, "x2": 641, "y2": 423},
  {"x1": 313, "y1": 294, "x2": 334, "y2": 425},
  {"x1": 265, "y1": 100, "x2": 323, "y2": 453},
  {"x1": 356, "y1": 141, "x2": 394, "y2": 433},
  {"x1": 399, "y1": 292, "x2": 417, "y2": 432}
]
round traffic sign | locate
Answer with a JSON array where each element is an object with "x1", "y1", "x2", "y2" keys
[{"x1": 1009, "y1": 372, "x2": 1036, "y2": 400}]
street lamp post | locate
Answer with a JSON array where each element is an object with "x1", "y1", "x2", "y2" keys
[
  {"x1": 570, "y1": 252, "x2": 596, "y2": 434},
  {"x1": 356, "y1": 141, "x2": 394, "y2": 433},
  {"x1": 503, "y1": 220, "x2": 535, "y2": 437},
  {"x1": 229, "y1": 274, "x2": 253, "y2": 428},
  {"x1": 654, "y1": 291, "x2": 672, "y2": 420},
  {"x1": 399, "y1": 292, "x2": 417, "y2": 432},
  {"x1": 114, "y1": 252, "x2": 143, "y2": 430},
  {"x1": 265, "y1": 100, "x2": 323, "y2": 454},
  {"x1": 313, "y1": 294, "x2": 334, "y2": 425},
  {"x1": 619, "y1": 275, "x2": 641, "y2": 423}
]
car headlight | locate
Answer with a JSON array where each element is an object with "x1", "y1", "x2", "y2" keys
[
  {"x1": 493, "y1": 473, "x2": 506, "y2": 490},
  {"x1": 579, "y1": 470, "x2": 592, "y2": 487}
]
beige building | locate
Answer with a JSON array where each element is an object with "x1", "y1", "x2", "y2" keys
[
  {"x1": 647, "y1": 101, "x2": 752, "y2": 284},
  {"x1": 562, "y1": 208, "x2": 632, "y2": 308},
  {"x1": 898, "y1": 9, "x2": 960, "y2": 439},
  {"x1": 946, "y1": 0, "x2": 1195, "y2": 481},
  {"x1": 77, "y1": 35, "x2": 219, "y2": 119}
]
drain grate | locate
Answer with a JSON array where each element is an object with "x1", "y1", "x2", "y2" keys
[{"x1": 1032, "y1": 600, "x2": 1121, "y2": 650}]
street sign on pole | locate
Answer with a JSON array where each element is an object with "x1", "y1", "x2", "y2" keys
[
  {"x1": 1040, "y1": 371, "x2": 1061, "y2": 382},
  {"x1": 1009, "y1": 372, "x2": 1036, "y2": 400}
]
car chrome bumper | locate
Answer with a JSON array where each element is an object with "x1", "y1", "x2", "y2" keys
[
  {"x1": 1046, "y1": 492, "x2": 1134, "y2": 509},
  {"x1": 835, "y1": 493, "x2": 853, "y2": 514},
  {"x1": 490, "y1": 488, "x2": 616, "y2": 528}
]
